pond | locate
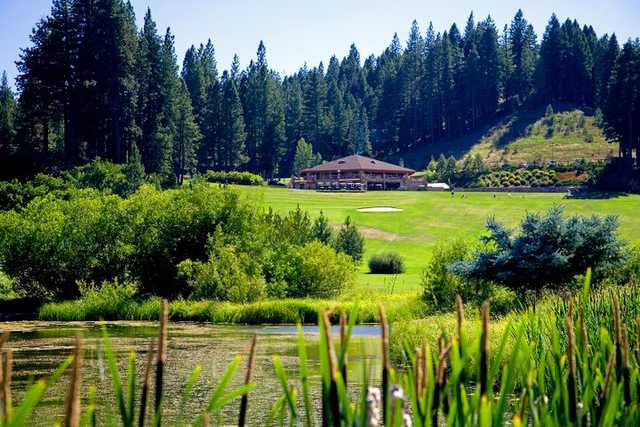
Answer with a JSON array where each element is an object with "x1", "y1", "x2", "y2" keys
[{"x1": 0, "y1": 321, "x2": 382, "y2": 426}]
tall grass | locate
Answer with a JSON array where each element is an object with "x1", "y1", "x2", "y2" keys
[
  {"x1": 5, "y1": 288, "x2": 640, "y2": 426},
  {"x1": 39, "y1": 294, "x2": 428, "y2": 324}
]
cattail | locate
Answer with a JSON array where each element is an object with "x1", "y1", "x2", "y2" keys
[
  {"x1": 566, "y1": 303, "x2": 577, "y2": 424},
  {"x1": 155, "y1": 299, "x2": 169, "y2": 426},
  {"x1": 322, "y1": 311, "x2": 340, "y2": 427},
  {"x1": 202, "y1": 413, "x2": 210, "y2": 427},
  {"x1": 63, "y1": 333, "x2": 83, "y2": 427},
  {"x1": 339, "y1": 312, "x2": 348, "y2": 385},
  {"x1": 612, "y1": 295, "x2": 623, "y2": 382},
  {"x1": 138, "y1": 340, "x2": 155, "y2": 427},
  {"x1": 421, "y1": 343, "x2": 428, "y2": 395},
  {"x1": 578, "y1": 312, "x2": 590, "y2": 356},
  {"x1": 432, "y1": 342, "x2": 451, "y2": 427},
  {"x1": 238, "y1": 335, "x2": 258, "y2": 427},
  {"x1": 379, "y1": 305, "x2": 390, "y2": 423},
  {"x1": 2, "y1": 349, "x2": 12, "y2": 423},
  {"x1": 455, "y1": 294, "x2": 464, "y2": 343},
  {"x1": 622, "y1": 325, "x2": 631, "y2": 406},
  {"x1": 414, "y1": 346, "x2": 423, "y2": 401},
  {"x1": 365, "y1": 387, "x2": 381, "y2": 427},
  {"x1": 480, "y1": 302, "x2": 489, "y2": 398}
]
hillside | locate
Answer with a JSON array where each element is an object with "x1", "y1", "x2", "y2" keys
[{"x1": 393, "y1": 106, "x2": 618, "y2": 170}]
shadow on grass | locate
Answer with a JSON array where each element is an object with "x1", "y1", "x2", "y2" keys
[{"x1": 564, "y1": 191, "x2": 629, "y2": 200}]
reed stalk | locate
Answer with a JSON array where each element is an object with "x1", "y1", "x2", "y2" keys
[
  {"x1": 138, "y1": 341, "x2": 155, "y2": 427},
  {"x1": 63, "y1": 332, "x2": 83, "y2": 427},
  {"x1": 379, "y1": 305, "x2": 390, "y2": 423},
  {"x1": 154, "y1": 299, "x2": 169, "y2": 426},
  {"x1": 238, "y1": 335, "x2": 257, "y2": 427}
]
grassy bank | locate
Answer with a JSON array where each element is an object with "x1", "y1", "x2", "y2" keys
[{"x1": 39, "y1": 293, "x2": 429, "y2": 324}]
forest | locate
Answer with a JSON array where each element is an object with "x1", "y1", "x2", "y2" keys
[{"x1": 0, "y1": 1, "x2": 639, "y2": 185}]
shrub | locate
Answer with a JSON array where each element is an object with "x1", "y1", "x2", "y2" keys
[
  {"x1": 178, "y1": 240, "x2": 265, "y2": 303},
  {"x1": 0, "y1": 270, "x2": 16, "y2": 300},
  {"x1": 202, "y1": 170, "x2": 265, "y2": 186},
  {"x1": 286, "y1": 241, "x2": 355, "y2": 298},
  {"x1": 333, "y1": 216, "x2": 365, "y2": 263},
  {"x1": 368, "y1": 252, "x2": 405, "y2": 274},
  {"x1": 452, "y1": 207, "x2": 625, "y2": 298}
]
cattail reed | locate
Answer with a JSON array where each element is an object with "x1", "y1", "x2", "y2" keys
[
  {"x1": 622, "y1": 325, "x2": 631, "y2": 406},
  {"x1": 612, "y1": 295, "x2": 623, "y2": 382},
  {"x1": 2, "y1": 348, "x2": 12, "y2": 423},
  {"x1": 432, "y1": 339, "x2": 451, "y2": 427},
  {"x1": 421, "y1": 343, "x2": 428, "y2": 396},
  {"x1": 322, "y1": 311, "x2": 340, "y2": 427},
  {"x1": 339, "y1": 312, "x2": 348, "y2": 385},
  {"x1": 139, "y1": 340, "x2": 155, "y2": 427},
  {"x1": 480, "y1": 302, "x2": 489, "y2": 398},
  {"x1": 155, "y1": 299, "x2": 169, "y2": 426},
  {"x1": 379, "y1": 305, "x2": 390, "y2": 423},
  {"x1": 64, "y1": 332, "x2": 83, "y2": 427},
  {"x1": 238, "y1": 335, "x2": 258, "y2": 427},
  {"x1": 566, "y1": 303, "x2": 577, "y2": 424}
]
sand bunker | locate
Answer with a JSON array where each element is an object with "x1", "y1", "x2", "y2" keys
[{"x1": 356, "y1": 207, "x2": 403, "y2": 212}]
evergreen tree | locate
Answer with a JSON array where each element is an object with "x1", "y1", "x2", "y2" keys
[
  {"x1": 0, "y1": 72, "x2": 16, "y2": 166},
  {"x1": 506, "y1": 10, "x2": 537, "y2": 105},
  {"x1": 219, "y1": 71, "x2": 248, "y2": 171},
  {"x1": 605, "y1": 40, "x2": 640, "y2": 162},
  {"x1": 173, "y1": 80, "x2": 201, "y2": 183},
  {"x1": 311, "y1": 210, "x2": 333, "y2": 244},
  {"x1": 539, "y1": 14, "x2": 563, "y2": 102},
  {"x1": 135, "y1": 9, "x2": 173, "y2": 178},
  {"x1": 334, "y1": 216, "x2": 365, "y2": 263},
  {"x1": 292, "y1": 137, "x2": 321, "y2": 175}
]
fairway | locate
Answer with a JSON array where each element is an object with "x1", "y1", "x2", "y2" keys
[{"x1": 236, "y1": 186, "x2": 640, "y2": 294}]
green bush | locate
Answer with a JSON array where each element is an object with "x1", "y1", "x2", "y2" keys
[
  {"x1": 178, "y1": 238, "x2": 265, "y2": 303},
  {"x1": 286, "y1": 241, "x2": 355, "y2": 298},
  {"x1": 368, "y1": 252, "x2": 405, "y2": 274},
  {"x1": 202, "y1": 170, "x2": 265, "y2": 186},
  {"x1": 453, "y1": 207, "x2": 625, "y2": 298},
  {"x1": 0, "y1": 270, "x2": 16, "y2": 300}
]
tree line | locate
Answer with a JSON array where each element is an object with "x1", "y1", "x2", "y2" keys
[{"x1": 0, "y1": 1, "x2": 638, "y2": 182}]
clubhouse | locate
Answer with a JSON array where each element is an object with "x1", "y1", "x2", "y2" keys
[{"x1": 291, "y1": 154, "x2": 416, "y2": 191}]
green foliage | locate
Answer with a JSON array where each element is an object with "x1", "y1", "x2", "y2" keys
[
  {"x1": 178, "y1": 237, "x2": 265, "y2": 303},
  {"x1": 476, "y1": 168, "x2": 557, "y2": 187},
  {"x1": 333, "y1": 216, "x2": 365, "y2": 263},
  {"x1": 453, "y1": 207, "x2": 626, "y2": 297},
  {"x1": 292, "y1": 138, "x2": 322, "y2": 175},
  {"x1": 368, "y1": 252, "x2": 405, "y2": 274},
  {"x1": 0, "y1": 269, "x2": 16, "y2": 299},
  {"x1": 201, "y1": 170, "x2": 265, "y2": 186},
  {"x1": 286, "y1": 241, "x2": 355, "y2": 298},
  {"x1": 311, "y1": 210, "x2": 333, "y2": 244}
]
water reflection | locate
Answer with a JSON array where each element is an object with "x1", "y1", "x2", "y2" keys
[{"x1": 0, "y1": 321, "x2": 381, "y2": 426}]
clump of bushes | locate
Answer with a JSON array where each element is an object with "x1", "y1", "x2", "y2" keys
[
  {"x1": 475, "y1": 168, "x2": 557, "y2": 188},
  {"x1": 201, "y1": 170, "x2": 265, "y2": 186},
  {"x1": 0, "y1": 183, "x2": 359, "y2": 303},
  {"x1": 368, "y1": 252, "x2": 404, "y2": 274}
]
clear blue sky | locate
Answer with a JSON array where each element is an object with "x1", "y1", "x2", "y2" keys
[{"x1": 1, "y1": 0, "x2": 639, "y2": 89}]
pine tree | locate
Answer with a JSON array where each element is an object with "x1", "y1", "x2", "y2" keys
[
  {"x1": 539, "y1": 14, "x2": 563, "y2": 103},
  {"x1": 0, "y1": 72, "x2": 16, "y2": 164},
  {"x1": 334, "y1": 216, "x2": 365, "y2": 263},
  {"x1": 136, "y1": 9, "x2": 172, "y2": 178},
  {"x1": 173, "y1": 80, "x2": 201, "y2": 183},
  {"x1": 219, "y1": 71, "x2": 248, "y2": 171},
  {"x1": 311, "y1": 210, "x2": 333, "y2": 244},
  {"x1": 292, "y1": 137, "x2": 321, "y2": 175},
  {"x1": 477, "y1": 16, "x2": 501, "y2": 119},
  {"x1": 506, "y1": 10, "x2": 537, "y2": 105}
]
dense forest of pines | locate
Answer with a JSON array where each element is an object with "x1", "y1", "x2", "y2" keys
[{"x1": 0, "y1": 0, "x2": 639, "y2": 182}]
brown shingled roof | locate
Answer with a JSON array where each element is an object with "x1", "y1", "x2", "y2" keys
[{"x1": 300, "y1": 155, "x2": 415, "y2": 174}]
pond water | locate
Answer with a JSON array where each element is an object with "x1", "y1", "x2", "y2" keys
[{"x1": 0, "y1": 321, "x2": 381, "y2": 426}]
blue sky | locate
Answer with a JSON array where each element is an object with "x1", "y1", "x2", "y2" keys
[{"x1": 1, "y1": 0, "x2": 639, "y2": 89}]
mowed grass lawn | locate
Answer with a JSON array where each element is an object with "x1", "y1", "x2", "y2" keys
[{"x1": 234, "y1": 186, "x2": 640, "y2": 296}]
